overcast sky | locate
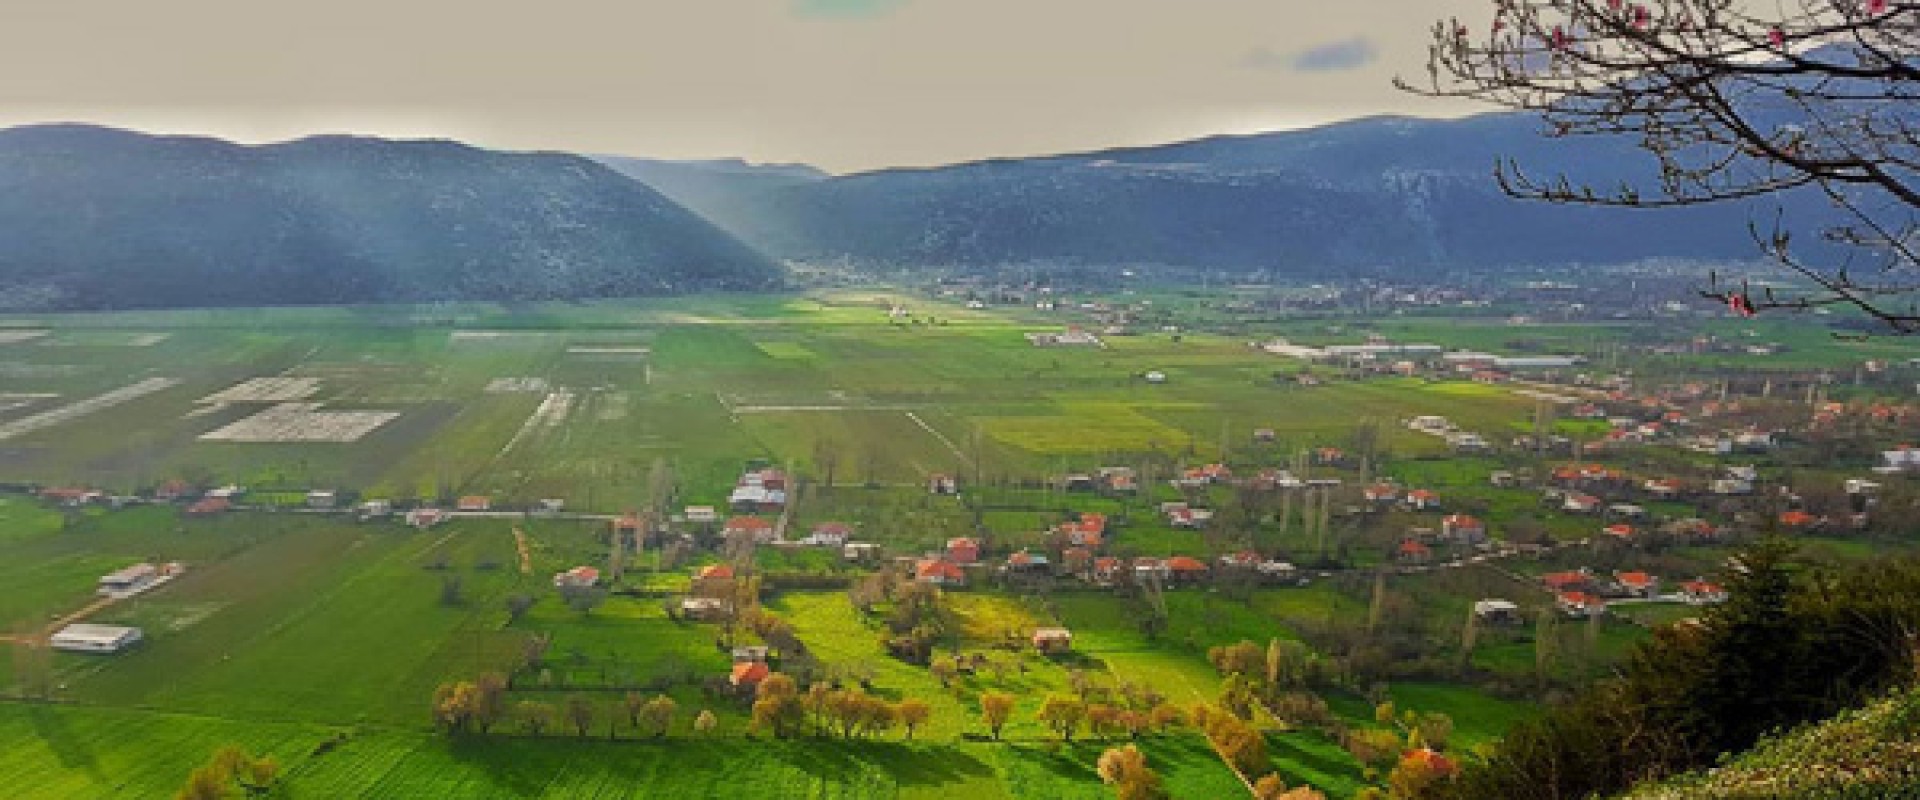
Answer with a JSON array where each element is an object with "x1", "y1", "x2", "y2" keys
[{"x1": 0, "y1": 0, "x2": 1496, "y2": 173}]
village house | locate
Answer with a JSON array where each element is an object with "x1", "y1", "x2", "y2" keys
[
  {"x1": 723, "y1": 516, "x2": 776, "y2": 543},
  {"x1": 1396, "y1": 538, "x2": 1433, "y2": 565},
  {"x1": 1541, "y1": 569, "x2": 1595, "y2": 594},
  {"x1": 1681, "y1": 579, "x2": 1729, "y2": 605},
  {"x1": 1166, "y1": 505, "x2": 1214, "y2": 529},
  {"x1": 456, "y1": 495, "x2": 491, "y2": 512},
  {"x1": 305, "y1": 490, "x2": 338, "y2": 509},
  {"x1": 842, "y1": 542, "x2": 881, "y2": 563},
  {"x1": 1561, "y1": 493, "x2": 1603, "y2": 514},
  {"x1": 1664, "y1": 518, "x2": 1720, "y2": 540},
  {"x1": 1612, "y1": 571, "x2": 1659, "y2": 599},
  {"x1": 927, "y1": 473, "x2": 959, "y2": 495},
  {"x1": 358, "y1": 499, "x2": 392, "y2": 518},
  {"x1": 1778, "y1": 510, "x2": 1819, "y2": 530},
  {"x1": 1473, "y1": 599, "x2": 1522, "y2": 625},
  {"x1": 946, "y1": 537, "x2": 982, "y2": 565},
  {"x1": 915, "y1": 558, "x2": 967, "y2": 587},
  {"x1": 1165, "y1": 556, "x2": 1210, "y2": 585},
  {"x1": 694, "y1": 563, "x2": 735, "y2": 592},
  {"x1": 1441, "y1": 514, "x2": 1487, "y2": 544},
  {"x1": 802, "y1": 522, "x2": 853, "y2": 547},
  {"x1": 405, "y1": 507, "x2": 447, "y2": 529},
  {"x1": 729, "y1": 661, "x2": 771, "y2": 696},
  {"x1": 1602, "y1": 523, "x2": 1637, "y2": 541},
  {"x1": 684, "y1": 505, "x2": 719, "y2": 524},
  {"x1": 1005, "y1": 549, "x2": 1050, "y2": 574},
  {"x1": 1364, "y1": 484, "x2": 1401, "y2": 505},
  {"x1": 680, "y1": 597, "x2": 730, "y2": 621},
  {"x1": 728, "y1": 468, "x2": 788, "y2": 512},
  {"x1": 1031, "y1": 627, "x2": 1073, "y2": 655},
  {"x1": 1404, "y1": 489, "x2": 1441, "y2": 512},
  {"x1": 1556, "y1": 591, "x2": 1608, "y2": 618},
  {"x1": 1061, "y1": 547, "x2": 1093, "y2": 576},
  {"x1": 1131, "y1": 557, "x2": 1171, "y2": 584},
  {"x1": 553, "y1": 565, "x2": 601, "y2": 588},
  {"x1": 186, "y1": 497, "x2": 232, "y2": 516},
  {"x1": 732, "y1": 645, "x2": 769, "y2": 664},
  {"x1": 537, "y1": 498, "x2": 565, "y2": 514}
]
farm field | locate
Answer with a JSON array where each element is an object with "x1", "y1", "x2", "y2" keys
[
  {"x1": 4, "y1": 289, "x2": 1910, "y2": 798},
  {"x1": 0, "y1": 292, "x2": 1552, "y2": 509}
]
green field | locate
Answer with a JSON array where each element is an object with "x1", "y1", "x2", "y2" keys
[{"x1": 4, "y1": 290, "x2": 1899, "y2": 798}]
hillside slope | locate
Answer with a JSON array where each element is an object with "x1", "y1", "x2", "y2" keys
[
  {"x1": 0, "y1": 125, "x2": 785, "y2": 311},
  {"x1": 1617, "y1": 684, "x2": 1920, "y2": 800}
]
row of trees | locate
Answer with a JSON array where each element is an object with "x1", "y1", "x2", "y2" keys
[
  {"x1": 748, "y1": 672, "x2": 935, "y2": 740},
  {"x1": 432, "y1": 673, "x2": 720, "y2": 739}
]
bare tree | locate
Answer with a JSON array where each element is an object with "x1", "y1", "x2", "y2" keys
[{"x1": 1402, "y1": 0, "x2": 1920, "y2": 332}]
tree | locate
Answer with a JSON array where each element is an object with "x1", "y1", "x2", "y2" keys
[
  {"x1": 432, "y1": 681, "x2": 481, "y2": 734},
  {"x1": 517, "y1": 700, "x2": 555, "y2": 735},
  {"x1": 1254, "y1": 774, "x2": 1329, "y2": 800},
  {"x1": 177, "y1": 766, "x2": 228, "y2": 800},
  {"x1": 473, "y1": 672, "x2": 508, "y2": 733},
  {"x1": 180, "y1": 745, "x2": 282, "y2": 800},
  {"x1": 639, "y1": 694, "x2": 678, "y2": 738},
  {"x1": 558, "y1": 584, "x2": 608, "y2": 617},
  {"x1": 1404, "y1": 0, "x2": 1920, "y2": 332},
  {"x1": 1039, "y1": 694, "x2": 1089, "y2": 742},
  {"x1": 1208, "y1": 640, "x2": 1266, "y2": 678},
  {"x1": 897, "y1": 697, "x2": 932, "y2": 740},
  {"x1": 694, "y1": 709, "x2": 718, "y2": 735},
  {"x1": 1097, "y1": 744, "x2": 1170, "y2": 800},
  {"x1": 980, "y1": 691, "x2": 1015, "y2": 740},
  {"x1": 505, "y1": 593, "x2": 536, "y2": 623},
  {"x1": 752, "y1": 673, "x2": 804, "y2": 738},
  {"x1": 565, "y1": 695, "x2": 594, "y2": 738}
]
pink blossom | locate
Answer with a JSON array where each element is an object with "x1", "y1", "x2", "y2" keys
[{"x1": 1768, "y1": 27, "x2": 1786, "y2": 47}]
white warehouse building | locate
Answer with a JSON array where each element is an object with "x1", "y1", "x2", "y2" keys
[{"x1": 49, "y1": 623, "x2": 144, "y2": 654}]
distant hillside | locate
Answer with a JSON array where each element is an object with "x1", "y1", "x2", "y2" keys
[
  {"x1": 592, "y1": 155, "x2": 827, "y2": 244},
  {"x1": 657, "y1": 113, "x2": 1853, "y2": 272},
  {"x1": 1617, "y1": 684, "x2": 1920, "y2": 800},
  {"x1": 0, "y1": 125, "x2": 785, "y2": 311}
]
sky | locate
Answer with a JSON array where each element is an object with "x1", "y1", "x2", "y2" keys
[{"x1": 0, "y1": 0, "x2": 1497, "y2": 173}]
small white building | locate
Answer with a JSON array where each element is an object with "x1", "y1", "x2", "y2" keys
[
  {"x1": 305, "y1": 490, "x2": 338, "y2": 509},
  {"x1": 1473, "y1": 599, "x2": 1522, "y2": 624},
  {"x1": 50, "y1": 623, "x2": 144, "y2": 654},
  {"x1": 97, "y1": 563, "x2": 159, "y2": 598},
  {"x1": 1143, "y1": 370, "x2": 1167, "y2": 384}
]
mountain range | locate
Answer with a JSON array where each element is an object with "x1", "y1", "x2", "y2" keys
[
  {"x1": 0, "y1": 114, "x2": 1853, "y2": 311},
  {"x1": 596, "y1": 113, "x2": 1847, "y2": 273},
  {"x1": 0, "y1": 125, "x2": 784, "y2": 311}
]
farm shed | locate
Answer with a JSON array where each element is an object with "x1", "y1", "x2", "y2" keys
[{"x1": 50, "y1": 624, "x2": 144, "y2": 654}]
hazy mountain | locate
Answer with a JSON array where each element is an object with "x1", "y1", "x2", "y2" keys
[
  {"x1": 592, "y1": 155, "x2": 827, "y2": 243},
  {"x1": 675, "y1": 113, "x2": 1851, "y2": 272},
  {"x1": 0, "y1": 125, "x2": 785, "y2": 311}
]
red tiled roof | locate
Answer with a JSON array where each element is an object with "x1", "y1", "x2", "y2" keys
[
  {"x1": 731, "y1": 662, "x2": 770, "y2": 685},
  {"x1": 1615, "y1": 571, "x2": 1654, "y2": 587},
  {"x1": 1165, "y1": 556, "x2": 1209, "y2": 572},
  {"x1": 917, "y1": 559, "x2": 965, "y2": 582},
  {"x1": 1779, "y1": 510, "x2": 1816, "y2": 527},
  {"x1": 1541, "y1": 571, "x2": 1588, "y2": 588},
  {"x1": 725, "y1": 516, "x2": 773, "y2": 531},
  {"x1": 697, "y1": 564, "x2": 735, "y2": 580}
]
